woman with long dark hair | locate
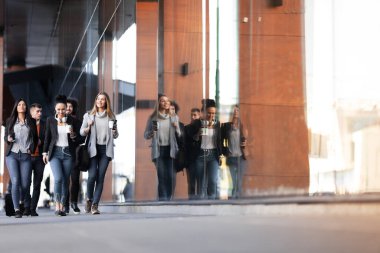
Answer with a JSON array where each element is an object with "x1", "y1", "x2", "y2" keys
[
  {"x1": 4, "y1": 98, "x2": 38, "y2": 218},
  {"x1": 43, "y1": 95, "x2": 80, "y2": 216},
  {"x1": 80, "y1": 91, "x2": 118, "y2": 214},
  {"x1": 144, "y1": 94, "x2": 181, "y2": 201}
]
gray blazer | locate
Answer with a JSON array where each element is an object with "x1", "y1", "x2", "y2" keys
[
  {"x1": 144, "y1": 115, "x2": 181, "y2": 161},
  {"x1": 80, "y1": 112, "x2": 118, "y2": 159}
]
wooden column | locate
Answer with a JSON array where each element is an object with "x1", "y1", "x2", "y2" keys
[
  {"x1": 162, "y1": 0, "x2": 206, "y2": 198},
  {"x1": 135, "y1": 1, "x2": 159, "y2": 200},
  {"x1": 239, "y1": 0, "x2": 309, "y2": 194},
  {"x1": 0, "y1": 34, "x2": 6, "y2": 194}
]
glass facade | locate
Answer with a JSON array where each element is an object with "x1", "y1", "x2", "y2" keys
[{"x1": 1, "y1": 0, "x2": 379, "y2": 204}]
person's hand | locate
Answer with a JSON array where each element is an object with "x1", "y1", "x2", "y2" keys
[
  {"x1": 241, "y1": 137, "x2": 247, "y2": 148},
  {"x1": 43, "y1": 154, "x2": 49, "y2": 164},
  {"x1": 112, "y1": 129, "x2": 119, "y2": 138},
  {"x1": 7, "y1": 135, "x2": 15, "y2": 142},
  {"x1": 88, "y1": 119, "x2": 94, "y2": 127},
  {"x1": 70, "y1": 131, "x2": 77, "y2": 139},
  {"x1": 152, "y1": 121, "x2": 158, "y2": 132}
]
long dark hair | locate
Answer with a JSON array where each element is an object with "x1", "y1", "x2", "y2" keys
[{"x1": 6, "y1": 98, "x2": 33, "y2": 131}]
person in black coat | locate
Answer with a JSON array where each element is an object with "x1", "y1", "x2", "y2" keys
[
  {"x1": 23, "y1": 103, "x2": 46, "y2": 216},
  {"x1": 4, "y1": 98, "x2": 38, "y2": 218},
  {"x1": 186, "y1": 99, "x2": 223, "y2": 199},
  {"x1": 184, "y1": 108, "x2": 201, "y2": 199},
  {"x1": 42, "y1": 95, "x2": 81, "y2": 216},
  {"x1": 64, "y1": 97, "x2": 84, "y2": 214}
]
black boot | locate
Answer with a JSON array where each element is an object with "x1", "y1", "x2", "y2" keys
[
  {"x1": 23, "y1": 206, "x2": 31, "y2": 216},
  {"x1": 19, "y1": 203, "x2": 25, "y2": 216},
  {"x1": 70, "y1": 203, "x2": 81, "y2": 214}
]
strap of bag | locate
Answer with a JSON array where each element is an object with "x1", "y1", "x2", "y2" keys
[{"x1": 83, "y1": 114, "x2": 95, "y2": 146}]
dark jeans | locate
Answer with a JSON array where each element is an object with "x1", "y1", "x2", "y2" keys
[
  {"x1": 5, "y1": 152, "x2": 32, "y2": 210},
  {"x1": 195, "y1": 149, "x2": 219, "y2": 200},
  {"x1": 186, "y1": 162, "x2": 196, "y2": 199},
  {"x1": 153, "y1": 146, "x2": 175, "y2": 201},
  {"x1": 65, "y1": 166, "x2": 81, "y2": 207},
  {"x1": 24, "y1": 156, "x2": 45, "y2": 211},
  {"x1": 226, "y1": 156, "x2": 245, "y2": 198},
  {"x1": 87, "y1": 145, "x2": 110, "y2": 204}
]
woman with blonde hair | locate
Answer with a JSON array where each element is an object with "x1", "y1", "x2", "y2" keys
[
  {"x1": 144, "y1": 94, "x2": 181, "y2": 201},
  {"x1": 80, "y1": 91, "x2": 118, "y2": 214},
  {"x1": 221, "y1": 105, "x2": 247, "y2": 199}
]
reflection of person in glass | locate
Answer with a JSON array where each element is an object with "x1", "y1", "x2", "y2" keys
[
  {"x1": 144, "y1": 94, "x2": 181, "y2": 201},
  {"x1": 184, "y1": 108, "x2": 200, "y2": 199},
  {"x1": 221, "y1": 105, "x2": 247, "y2": 199},
  {"x1": 43, "y1": 95, "x2": 80, "y2": 216},
  {"x1": 187, "y1": 99, "x2": 222, "y2": 200},
  {"x1": 80, "y1": 92, "x2": 119, "y2": 214},
  {"x1": 4, "y1": 98, "x2": 38, "y2": 218}
]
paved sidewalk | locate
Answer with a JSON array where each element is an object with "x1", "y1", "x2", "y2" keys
[{"x1": 1, "y1": 206, "x2": 380, "y2": 253}]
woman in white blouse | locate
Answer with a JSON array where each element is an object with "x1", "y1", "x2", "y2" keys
[{"x1": 43, "y1": 95, "x2": 80, "y2": 216}]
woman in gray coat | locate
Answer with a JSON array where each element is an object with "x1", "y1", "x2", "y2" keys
[
  {"x1": 144, "y1": 94, "x2": 181, "y2": 201},
  {"x1": 80, "y1": 92, "x2": 118, "y2": 214}
]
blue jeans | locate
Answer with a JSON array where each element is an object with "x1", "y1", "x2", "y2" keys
[
  {"x1": 195, "y1": 149, "x2": 219, "y2": 199},
  {"x1": 227, "y1": 156, "x2": 245, "y2": 198},
  {"x1": 50, "y1": 147, "x2": 73, "y2": 204},
  {"x1": 5, "y1": 152, "x2": 32, "y2": 210},
  {"x1": 87, "y1": 145, "x2": 110, "y2": 204},
  {"x1": 153, "y1": 146, "x2": 175, "y2": 201}
]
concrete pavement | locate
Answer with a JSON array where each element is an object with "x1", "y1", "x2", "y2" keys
[{"x1": 1, "y1": 197, "x2": 380, "y2": 253}]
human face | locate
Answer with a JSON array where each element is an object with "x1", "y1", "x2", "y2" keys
[
  {"x1": 17, "y1": 101, "x2": 27, "y2": 113},
  {"x1": 96, "y1": 94, "x2": 107, "y2": 110},
  {"x1": 30, "y1": 107, "x2": 42, "y2": 120},
  {"x1": 158, "y1": 96, "x2": 170, "y2": 111},
  {"x1": 205, "y1": 107, "x2": 216, "y2": 122},
  {"x1": 66, "y1": 102, "x2": 73, "y2": 115},
  {"x1": 233, "y1": 107, "x2": 239, "y2": 118},
  {"x1": 191, "y1": 111, "x2": 200, "y2": 122},
  {"x1": 169, "y1": 105, "x2": 176, "y2": 115},
  {"x1": 55, "y1": 103, "x2": 66, "y2": 119}
]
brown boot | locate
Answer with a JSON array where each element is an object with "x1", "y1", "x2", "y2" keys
[
  {"x1": 85, "y1": 200, "x2": 92, "y2": 214},
  {"x1": 91, "y1": 203, "x2": 100, "y2": 215}
]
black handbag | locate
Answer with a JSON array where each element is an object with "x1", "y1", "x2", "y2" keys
[{"x1": 75, "y1": 132, "x2": 90, "y2": 172}]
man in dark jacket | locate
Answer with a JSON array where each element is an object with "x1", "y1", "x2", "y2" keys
[{"x1": 24, "y1": 103, "x2": 45, "y2": 216}]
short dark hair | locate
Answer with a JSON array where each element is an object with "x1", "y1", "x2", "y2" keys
[
  {"x1": 30, "y1": 103, "x2": 42, "y2": 109},
  {"x1": 191, "y1": 108, "x2": 200, "y2": 113},
  {"x1": 67, "y1": 97, "x2": 79, "y2": 115},
  {"x1": 170, "y1": 100, "x2": 180, "y2": 113}
]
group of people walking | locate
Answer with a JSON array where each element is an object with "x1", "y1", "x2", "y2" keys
[
  {"x1": 4, "y1": 92, "x2": 118, "y2": 218},
  {"x1": 144, "y1": 95, "x2": 247, "y2": 201},
  {"x1": 3, "y1": 91, "x2": 246, "y2": 218}
]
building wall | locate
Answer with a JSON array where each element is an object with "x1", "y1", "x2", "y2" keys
[
  {"x1": 239, "y1": 0, "x2": 309, "y2": 194},
  {"x1": 135, "y1": 1, "x2": 160, "y2": 200},
  {"x1": 134, "y1": 0, "x2": 309, "y2": 200}
]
